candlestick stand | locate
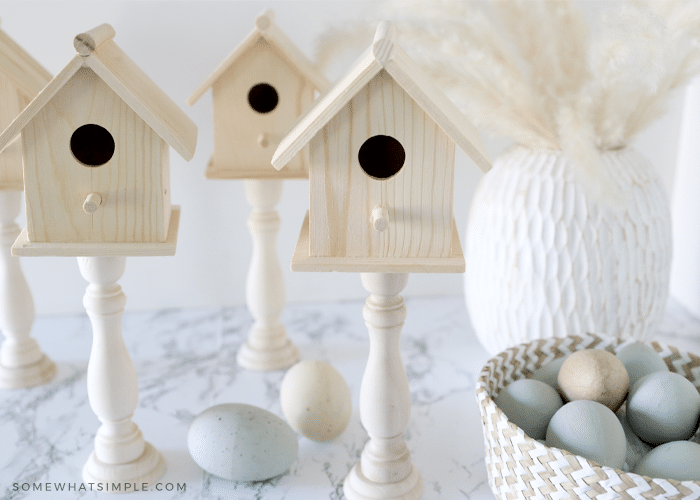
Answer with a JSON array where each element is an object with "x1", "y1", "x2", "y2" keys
[
  {"x1": 0, "y1": 191, "x2": 55, "y2": 389},
  {"x1": 237, "y1": 179, "x2": 299, "y2": 371},
  {"x1": 343, "y1": 272, "x2": 424, "y2": 500},
  {"x1": 79, "y1": 256, "x2": 165, "y2": 489}
]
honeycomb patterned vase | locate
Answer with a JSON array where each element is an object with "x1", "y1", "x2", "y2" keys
[{"x1": 465, "y1": 146, "x2": 672, "y2": 355}]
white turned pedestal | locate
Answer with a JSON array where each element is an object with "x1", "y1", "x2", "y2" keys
[
  {"x1": 78, "y1": 256, "x2": 165, "y2": 490},
  {"x1": 237, "y1": 179, "x2": 299, "y2": 371},
  {"x1": 344, "y1": 273, "x2": 424, "y2": 500},
  {"x1": 0, "y1": 191, "x2": 55, "y2": 389}
]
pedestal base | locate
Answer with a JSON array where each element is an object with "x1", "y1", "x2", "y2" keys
[
  {"x1": 0, "y1": 354, "x2": 55, "y2": 389},
  {"x1": 236, "y1": 336, "x2": 299, "y2": 371},
  {"x1": 83, "y1": 442, "x2": 165, "y2": 493},
  {"x1": 343, "y1": 462, "x2": 424, "y2": 500}
]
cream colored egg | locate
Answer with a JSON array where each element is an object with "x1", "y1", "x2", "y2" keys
[
  {"x1": 558, "y1": 349, "x2": 629, "y2": 411},
  {"x1": 280, "y1": 360, "x2": 352, "y2": 442}
]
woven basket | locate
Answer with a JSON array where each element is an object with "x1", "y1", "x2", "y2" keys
[{"x1": 476, "y1": 333, "x2": 700, "y2": 499}]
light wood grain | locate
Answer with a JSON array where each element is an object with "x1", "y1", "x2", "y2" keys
[
  {"x1": 207, "y1": 37, "x2": 313, "y2": 178},
  {"x1": 86, "y1": 39, "x2": 197, "y2": 161},
  {"x1": 0, "y1": 72, "x2": 25, "y2": 190},
  {"x1": 73, "y1": 24, "x2": 116, "y2": 56},
  {"x1": 291, "y1": 211, "x2": 464, "y2": 273},
  {"x1": 308, "y1": 69, "x2": 455, "y2": 260},
  {"x1": 0, "y1": 27, "x2": 52, "y2": 100},
  {"x1": 12, "y1": 206, "x2": 180, "y2": 257},
  {"x1": 0, "y1": 28, "x2": 197, "y2": 163},
  {"x1": 187, "y1": 8, "x2": 328, "y2": 106},
  {"x1": 188, "y1": 8, "x2": 328, "y2": 180},
  {"x1": 0, "y1": 56, "x2": 84, "y2": 156},
  {"x1": 21, "y1": 67, "x2": 170, "y2": 245},
  {"x1": 272, "y1": 21, "x2": 491, "y2": 174}
]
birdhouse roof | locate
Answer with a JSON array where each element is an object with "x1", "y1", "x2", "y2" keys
[
  {"x1": 272, "y1": 21, "x2": 491, "y2": 173},
  {"x1": 0, "y1": 24, "x2": 197, "y2": 161},
  {"x1": 187, "y1": 9, "x2": 329, "y2": 106},
  {"x1": 0, "y1": 24, "x2": 52, "y2": 99}
]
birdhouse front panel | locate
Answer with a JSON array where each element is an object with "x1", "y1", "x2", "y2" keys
[
  {"x1": 21, "y1": 67, "x2": 170, "y2": 244},
  {"x1": 308, "y1": 69, "x2": 455, "y2": 260},
  {"x1": 210, "y1": 38, "x2": 313, "y2": 179},
  {"x1": 0, "y1": 72, "x2": 29, "y2": 190}
]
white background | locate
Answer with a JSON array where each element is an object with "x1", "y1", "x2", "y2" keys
[{"x1": 0, "y1": 1, "x2": 687, "y2": 315}]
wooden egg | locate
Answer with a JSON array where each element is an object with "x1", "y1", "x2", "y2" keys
[
  {"x1": 280, "y1": 360, "x2": 352, "y2": 442},
  {"x1": 557, "y1": 349, "x2": 629, "y2": 411}
]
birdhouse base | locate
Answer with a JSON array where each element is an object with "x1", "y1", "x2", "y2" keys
[
  {"x1": 290, "y1": 212, "x2": 465, "y2": 273},
  {"x1": 83, "y1": 442, "x2": 166, "y2": 492},
  {"x1": 11, "y1": 206, "x2": 181, "y2": 257},
  {"x1": 0, "y1": 353, "x2": 55, "y2": 389},
  {"x1": 204, "y1": 157, "x2": 307, "y2": 180}
]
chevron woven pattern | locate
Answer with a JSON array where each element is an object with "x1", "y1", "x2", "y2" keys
[
  {"x1": 465, "y1": 146, "x2": 672, "y2": 355},
  {"x1": 476, "y1": 333, "x2": 700, "y2": 500}
]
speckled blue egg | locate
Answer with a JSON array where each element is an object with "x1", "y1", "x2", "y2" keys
[
  {"x1": 546, "y1": 400, "x2": 626, "y2": 469},
  {"x1": 635, "y1": 441, "x2": 700, "y2": 481},
  {"x1": 188, "y1": 403, "x2": 298, "y2": 481},
  {"x1": 495, "y1": 378, "x2": 563, "y2": 440},
  {"x1": 615, "y1": 343, "x2": 668, "y2": 388},
  {"x1": 530, "y1": 355, "x2": 569, "y2": 389},
  {"x1": 627, "y1": 371, "x2": 700, "y2": 445}
]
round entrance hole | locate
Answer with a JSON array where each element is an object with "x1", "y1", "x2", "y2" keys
[
  {"x1": 70, "y1": 124, "x2": 115, "y2": 167},
  {"x1": 248, "y1": 83, "x2": 279, "y2": 114},
  {"x1": 358, "y1": 135, "x2": 406, "y2": 180}
]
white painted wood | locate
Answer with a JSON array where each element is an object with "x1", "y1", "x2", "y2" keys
[
  {"x1": 0, "y1": 191, "x2": 54, "y2": 388},
  {"x1": 78, "y1": 255, "x2": 165, "y2": 489},
  {"x1": 344, "y1": 272, "x2": 423, "y2": 500},
  {"x1": 237, "y1": 179, "x2": 299, "y2": 371}
]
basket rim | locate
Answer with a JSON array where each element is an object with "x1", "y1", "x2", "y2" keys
[{"x1": 476, "y1": 332, "x2": 700, "y2": 490}]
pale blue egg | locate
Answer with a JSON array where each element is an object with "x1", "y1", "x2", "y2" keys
[
  {"x1": 627, "y1": 371, "x2": 700, "y2": 445},
  {"x1": 635, "y1": 441, "x2": 700, "y2": 481},
  {"x1": 188, "y1": 403, "x2": 298, "y2": 481},
  {"x1": 531, "y1": 355, "x2": 569, "y2": 389},
  {"x1": 616, "y1": 343, "x2": 668, "y2": 388},
  {"x1": 495, "y1": 378, "x2": 563, "y2": 440},
  {"x1": 546, "y1": 400, "x2": 626, "y2": 469}
]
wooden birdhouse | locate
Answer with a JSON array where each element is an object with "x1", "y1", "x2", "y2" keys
[
  {"x1": 272, "y1": 22, "x2": 492, "y2": 273},
  {"x1": 0, "y1": 24, "x2": 197, "y2": 256},
  {"x1": 0, "y1": 24, "x2": 52, "y2": 190},
  {"x1": 187, "y1": 9, "x2": 328, "y2": 179}
]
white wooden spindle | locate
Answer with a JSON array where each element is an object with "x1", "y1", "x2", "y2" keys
[
  {"x1": 79, "y1": 256, "x2": 165, "y2": 489},
  {"x1": 344, "y1": 272, "x2": 424, "y2": 500},
  {"x1": 0, "y1": 191, "x2": 55, "y2": 389},
  {"x1": 237, "y1": 179, "x2": 299, "y2": 371}
]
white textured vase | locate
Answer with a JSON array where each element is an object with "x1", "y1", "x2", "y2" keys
[{"x1": 465, "y1": 146, "x2": 672, "y2": 355}]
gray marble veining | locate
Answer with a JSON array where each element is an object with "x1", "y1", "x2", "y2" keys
[{"x1": 1, "y1": 296, "x2": 699, "y2": 499}]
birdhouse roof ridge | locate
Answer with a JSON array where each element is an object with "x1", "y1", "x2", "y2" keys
[
  {"x1": 0, "y1": 25, "x2": 52, "y2": 99},
  {"x1": 272, "y1": 21, "x2": 492, "y2": 173},
  {"x1": 187, "y1": 8, "x2": 329, "y2": 106},
  {"x1": 0, "y1": 24, "x2": 197, "y2": 161}
]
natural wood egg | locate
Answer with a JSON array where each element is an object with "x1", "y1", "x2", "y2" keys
[{"x1": 557, "y1": 349, "x2": 629, "y2": 411}]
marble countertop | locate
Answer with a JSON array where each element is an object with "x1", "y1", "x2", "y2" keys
[{"x1": 2, "y1": 295, "x2": 700, "y2": 499}]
